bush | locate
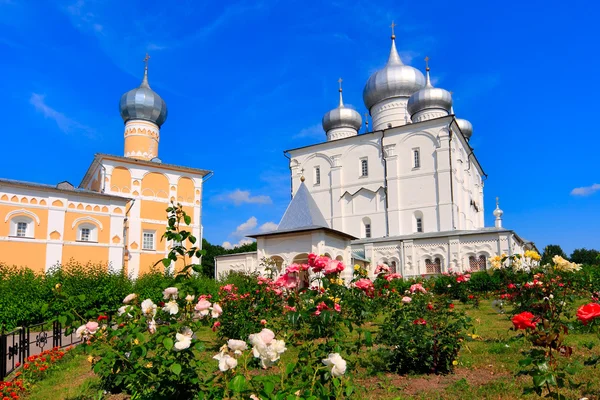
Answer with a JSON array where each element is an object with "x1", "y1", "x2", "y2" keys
[{"x1": 375, "y1": 287, "x2": 471, "y2": 374}]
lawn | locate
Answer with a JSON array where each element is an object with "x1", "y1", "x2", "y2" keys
[{"x1": 20, "y1": 299, "x2": 600, "y2": 400}]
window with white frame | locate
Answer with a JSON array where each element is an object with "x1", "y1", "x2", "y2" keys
[
  {"x1": 314, "y1": 166, "x2": 321, "y2": 185},
  {"x1": 360, "y1": 158, "x2": 368, "y2": 177},
  {"x1": 16, "y1": 222, "x2": 28, "y2": 237},
  {"x1": 143, "y1": 231, "x2": 156, "y2": 250},
  {"x1": 10, "y1": 216, "x2": 34, "y2": 238},
  {"x1": 78, "y1": 224, "x2": 97, "y2": 242},
  {"x1": 413, "y1": 148, "x2": 420, "y2": 169}
]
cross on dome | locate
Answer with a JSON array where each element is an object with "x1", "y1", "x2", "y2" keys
[{"x1": 390, "y1": 20, "x2": 396, "y2": 39}]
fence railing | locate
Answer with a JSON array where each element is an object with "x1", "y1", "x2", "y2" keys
[{"x1": 0, "y1": 320, "x2": 83, "y2": 380}]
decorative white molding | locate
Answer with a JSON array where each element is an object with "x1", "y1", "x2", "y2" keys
[
  {"x1": 4, "y1": 209, "x2": 41, "y2": 225},
  {"x1": 72, "y1": 216, "x2": 104, "y2": 230}
]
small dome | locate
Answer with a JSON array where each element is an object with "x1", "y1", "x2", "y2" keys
[
  {"x1": 363, "y1": 37, "x2": 426, "y2": 110},
  {"x1": 493, "y1": 197, "x2": 503, "y2": 218},
  {"x1": 119, "y1": 67, "x2": 168, "y2": 127},
  {"x1": 407, "y1": 61, "x2": 452, "y2": 118},
  {"x1": 322, "y1": 85, "x2": 362, "y2": 133},
  {"x1": 456, "y1": 118, "x2": 473, "y2": 140}
]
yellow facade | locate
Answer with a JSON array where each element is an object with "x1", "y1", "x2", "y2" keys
[{"x1": 0, "y1": 64, "x2": 211, "y2": 276}]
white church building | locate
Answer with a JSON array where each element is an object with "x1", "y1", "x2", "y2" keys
[{"x1": 215, "y1": 30, "x2": 534, "y2": 279}]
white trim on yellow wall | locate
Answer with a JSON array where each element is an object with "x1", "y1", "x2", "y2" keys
[
  {"x1": 71, "y1": 216, "x2": 104, "y2": 230},
  {"x1": 4, "y1": 208, "x2": 41, "y2": 225}
]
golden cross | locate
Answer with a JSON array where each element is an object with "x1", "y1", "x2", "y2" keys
[
  {"x1": 338, "y1": 77, "x2": 343, "y2": 92},
  {"x1": 424, "y1": 56, "x2": 430, "y2": 70},
  {"x1": 143, "y1": 53, "x2": 150, "y2": 69},
  {"x1": 390, "y1": 21, "x2": 396, "y2": 37}
]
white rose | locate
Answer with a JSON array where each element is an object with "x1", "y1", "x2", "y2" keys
[
  {"x1": 227, "y1": 339, "x2": 248, "y2": 355},
  {"x1": 75, "y1": 324, "x2": 87, "y2": 339},
  {"x1": 185, "y1": 294, "x2": 195, "y2": 302},
  {"x1": 141, "y1": 299, "x2": 157, "y2": 317},
  {"x1": 123, "y1": 293, "x2": 137, "y2": 304},
  {"x1": 213, "y1": 352, "x2": 238, "y2": 372},
  {"x1": 162, "y1": 301, "x2": 179, "y2": 315},
  {"x1": 322, "y1": 353, "x2": 347, "y2": 377}
]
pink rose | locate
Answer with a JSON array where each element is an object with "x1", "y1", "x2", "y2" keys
[
  {"x1": 334, "y1": 303, "x2": 341, "y2": 312},
  {"x1": 258, "y1": 328, "x2": 275, "y2": 345},
  {"x1": 195, "y1": 299, "x2": 212, "y2": 316},
  {"x1": 260, "y1": 319, "x2": 267, "y2": 325},
  {"x1": 385, "y1": 273, "x2": 402, "y2": 281},
  {"x1": 85, "y1": 321, "x2": 99, "y2": 334},
  {"x1": 275, "y1": 273, "x2": 298, "y2": 289},
  {"x1": 211, "y1": 303, "x2": 223, "y2": 318},
  {"x1": 402, "y1": 296, "x2": 412, "y2": 303},
  {"x1": 162, "y1": 287, "x2": 178, "y2": 300},
  {"x1": 410, "y1": 283, "x2": 427, "y2": 294},
  {"x1": 354, "y1": 278, "x2": 374, "y2": 291},
  {"x1": 286, "y1": 264, "x2": 301, "y2": 273},
  {"x1": 374, "y1": 264, "x2": 390, "y2": 274},
  {"x1": 312, "y1": 256, "x2": 330, "y2": 273}
]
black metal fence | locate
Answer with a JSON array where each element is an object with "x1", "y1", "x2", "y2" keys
[{"x1": 0, "y1": 321, "x2": 83, "y2": 380}]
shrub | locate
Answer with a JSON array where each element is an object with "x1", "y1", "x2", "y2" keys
[{"x1": 374, "y1": 286, "x2": 471, "y2": 374}]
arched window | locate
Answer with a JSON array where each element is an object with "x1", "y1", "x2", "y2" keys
[
  {"x1": 270, "y1": 256, "x2": 284, "y2": 275},
  {"x1": 78, "y1": 223, "x2": 98, "y2": 242},
  {"x1": 469, "y1": 256, "x2": 477, "y2": 270},
  {"x1": 425, "y1": 258, "x2": 441, "y2": 274},
  {"x1": 391, "y1": 261, "x2": 397, "y2": 274},
  {"x1": 414, "y1": 211, "x2": 424, "y2": 233},
  {"x1": 478, "y1": 255, "x2": 487, "y2": 271},
  {"x1": 10, "y1": 216, "x2": 34, "y2": 238}
]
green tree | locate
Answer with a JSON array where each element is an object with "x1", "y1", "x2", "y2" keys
[
  {"x1": 541, "y1": 244, "x2": 568, "y2": 266},
  {"x1": 570, "y1": 248, "x2": 600, "y2": 266}
]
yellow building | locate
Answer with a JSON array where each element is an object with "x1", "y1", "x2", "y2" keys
[{"x1": 0, "y1": 58, "x2": 211, "y2": 277}]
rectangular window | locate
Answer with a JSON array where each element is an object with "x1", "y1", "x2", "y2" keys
[
  {"x1": 143, "y1": 232, "x2": 155, "y2": 250},
  {"x1": 365, "y1": 223, "x2": 371, "y2": 238},
  {"x1": 416, "y1": 218, "x2": 423, "y2": 233},
  {"x1": 314, "y1": 166, "x2": 321, "y2": 185},
  {"x1": 413, "y1": 149, "x2": 420, "y2": 168},
  {"x1": 80, "y1": 228, "x2": 91, "y2": 242},
  {"x1": 361, "y1": 159, "x2": 368, "y2": 177},
  {"x1": 16, "y1": 222, "x2": 27, "y2": 237}
]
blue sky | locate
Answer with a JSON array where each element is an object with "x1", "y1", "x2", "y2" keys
[{"x1": 0, "y1": 0, "x2": 597, "y2": 254}]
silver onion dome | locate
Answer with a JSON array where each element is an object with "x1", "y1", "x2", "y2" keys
[
  {"x1": 119, "y1": 64, "x2": 168, "y2": 127},
  {"x1": 322, "y1": 84, "x2": 362, "y2": 133},
  {"x1": 456, "y1": 118, "x2": 473, "y2": 140},
  {"x1": 407, "y1": 61, "x2": 453, "y2": 117},
  {"x1": 363, "y1": 35, "x2": 426, "y2": 110}
]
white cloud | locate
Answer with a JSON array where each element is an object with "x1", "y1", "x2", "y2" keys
[
  {"x1": 222, "y1": 238, "x2": 254, "y2": 250},
  {"x1": 259, "y1": 222, "x2": 278, "y2": 232},
  {"x1": 571, "y1": 183, "x2": 600, "y2": 196},
  {"x1": 233, "y1": 216, "x2": 257, "y2": 237},
  {"x1": 214, "y1": 189, "x2": 272, "y2": 206},
  {"x1": 294, "y1": 123, "x2": 323, "y2": 139},
  {"x1": 29, "y1": 93, "x2": 95, "y2": 137}
]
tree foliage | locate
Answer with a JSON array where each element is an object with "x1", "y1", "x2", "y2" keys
[
  {"x1": 540, "y1": 244, "x2": 568, "y2": 266},
  {"x1": 570, "y1": 248, "x2": 600, "y2": 266}
]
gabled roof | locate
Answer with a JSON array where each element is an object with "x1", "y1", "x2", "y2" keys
[
  {"x1": 278, "y1": 182, "x2": 328, "y2": 230},
  {"x1": 249, "y1": 181, "x2": 356, "y2": 240}
]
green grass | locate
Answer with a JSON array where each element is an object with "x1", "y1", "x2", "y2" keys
[{"x1": 21, "y1": 300, "x2": 600, "y2": 400}]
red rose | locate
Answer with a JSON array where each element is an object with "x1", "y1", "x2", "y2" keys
[
  {"x1": 512, "y1": 311, "x2": 538, "y2": 330},
  {"x1": 577, "y1": 303, "x2": 600, "y2": 325},
  {"x1": 449, "y1": 303, "x2": 454, "y2": 309},
  {"x1": 413, "y1": 318, "x2": 427, "y2": 325},
  {"x1": 427, "y1": 303, "x2": 434, "y2": 310},
  {"x1": 97, "y1": 315, "x2": 108, "y2": 321}
]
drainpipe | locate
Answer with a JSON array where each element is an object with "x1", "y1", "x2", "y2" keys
[
  {"x1": 122, "y1": 198, "x2": 136, "y2": 269},
  {"x1": 447, "y1": 124, "x2": 456, "y2": 230},
  {"x1": 213, "y1": 256, "x2": 217, "y2": 281},
  {"x1": 379, "y1": 130, "x2": 390, "y2": 237}
]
